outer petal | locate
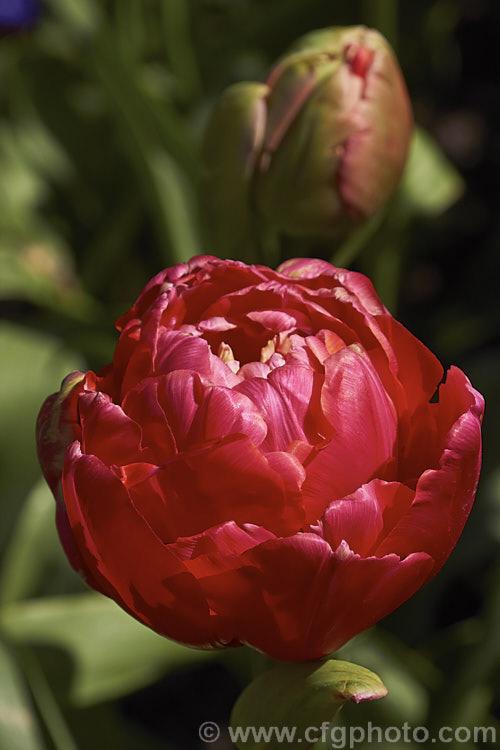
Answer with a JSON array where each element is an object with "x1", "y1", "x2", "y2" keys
[
  {"x1": 62, "y1": 444, "x2": 224, "y2": 648},
  {"x1": 376, "y1": 368, "x2": 484, "y2": 574},
  {"x1": 378, "y1": 315, "x2": 444, "y2": 416},
  {"x1": 194, "y1": 534, "x2": 433, "y2": 660},
  {"x1": 36, "y1": 371, "x2": 85, "y2": 495}
]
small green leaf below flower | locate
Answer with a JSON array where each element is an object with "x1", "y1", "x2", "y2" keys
[{"x1": 230, "y1": 658, "x2": 387, "y2": 749}]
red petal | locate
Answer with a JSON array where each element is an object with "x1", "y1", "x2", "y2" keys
[
  {"x1": 79, "y1": 392, "x2": 153, "y2": 466},
  {"x1": 376, "y1": 368, "x2": 483, "y2": 574},
  {"x1": 62, "y1": 445, "x2": 218, "y2": 647},
  {"x1": 152, "y1": 435, "x2": 304, "y2": 539},
  {"x1": 378, "y1": 315, "x2": 444, "y2": 416},
  {"x1": 171, "y1": 521, "x2": 275, "y2": 562},
  {"x1": 195, "y1": 533, "x2": 433, "y2": 660},
  {"x1": 121, "y1": 378, "x2": 176, "y2": 462}
]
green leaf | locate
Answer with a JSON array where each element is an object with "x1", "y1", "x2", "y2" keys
[
  {"x1": 92, "y1": 34, "x2": 202, "y2": 264},
  {"x1": 16, "y1": 648, "x2": 78, "y2": 750},
  {"x1": 0, "y1": 640, "x2": 46, "y2": 750},
  {"x1": 0, "y1": 323, "x2": 83, "y2": 554},
  {"x1": 45, "y1": 0, "x2": 101, "y2": 36},
  {"x1": 147, "y1": 147, "x2": 203, "y2": 263},
  {"x1": 397, "y1": 125, "x2": 464, "y2": 217},
  {"x1": 161, "y1": 0, "x2": 202, "y2": 103},
  {"x1": 0, "y1": 593, "x2": 215, "y2": 706},
  {"x1": 0, "y1": 244, "x2": 98, "y2": 320},
  {"x1": 337, "y1": 632, "x2": 432, "y2": 725},
  {"x1": 0, "y1": 480, "x2": 65, "y2": 606},
  {"x1": 230, "y1": 659, "x2": 387, "y2": 749}
]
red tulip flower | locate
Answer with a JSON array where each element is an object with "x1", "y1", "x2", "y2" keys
[{"x1": 37, "y1": 257, "x2": 483, "y2": 661}]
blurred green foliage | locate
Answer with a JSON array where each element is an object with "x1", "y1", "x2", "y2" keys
[{"x1": 0, "y1": 0, "x2": 499, "y2": 748}]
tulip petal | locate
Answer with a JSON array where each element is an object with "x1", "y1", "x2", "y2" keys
[
  {"x1": 195, "y1": 533, "x2": 433, "y2": 660},
  {"x1": 79, "y1": 392, "x2": 154, "y2": 466},
  {"x1": 246, "y1": 309, "x2": 298, "y2": 332},
  {"x1": 170, "y1": 521, "x2": 276, "y2": 581},
  {"x1": 192, "y1": 385, "x2": 268, "y2": 446},
  {"x1": 378, "y1": 315, "x2": 444, "y2": 415},
  {"x1": 121, "y1": 378, "x2": 177, "y2": 462},
  {"x1": 321, "y1": 479, "x2": 414, "y2": 556},
  {"x1": 149, "y1": 434, "x2": 304, "y2": 540},
  {"x1": 375, "y1": 368, "x2": 483, "y2": 573},
  {"x1": 321, "y1": 488, "x2": 383, "y2": 557},
  {"x1": 62, "y1": 444, "x2": 220, "y2": 647},
  {"x1": 235, "y1": 365, "x2": 317, "y2": 451},
  {"x1": 302, "y1": 346, "x2": 397, "y2": 521}
]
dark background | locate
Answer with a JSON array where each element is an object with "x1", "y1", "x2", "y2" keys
[{"x1": 0, "y1": 1, "x2": 498, "y2": 748}]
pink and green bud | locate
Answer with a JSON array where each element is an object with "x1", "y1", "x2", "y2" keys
[{"x1": 201, "y1": 26, "x2": 413, "y2": 250}]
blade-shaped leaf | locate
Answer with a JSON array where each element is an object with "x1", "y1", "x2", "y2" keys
[
  {"x1": 0, "y1": 593, "x2": 214, "y2": 706},
  {"x1": 397, "y1": 125, "x2": 464, "y2": 217},
  {"x1": 0, "y1": 640, "x2": 46, "y2": 750}
]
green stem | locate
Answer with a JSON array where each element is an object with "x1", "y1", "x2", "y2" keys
[{"x1": 331, "y1": 209, "x2": 386, "y2": 269}]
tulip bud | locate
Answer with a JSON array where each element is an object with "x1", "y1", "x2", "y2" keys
[{"x1": 201, "y1": 26, "x2": 412, "y2": 251}]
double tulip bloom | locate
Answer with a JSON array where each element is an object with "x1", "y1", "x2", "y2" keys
[{"x1": 37, "y1": 257, "x2": 483, "y2": 661}]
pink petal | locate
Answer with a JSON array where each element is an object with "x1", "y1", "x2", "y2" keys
[
  {"x1": 238, "y1": 361, "x2": 271, "y2": 379},
  {"x1": 277, "y1": 258, "x2": 340, "y2": 280},
  {"x1": 321, "y1": 479, "x2": 415, "y2": 557},
  {"x1": 197, "y1": 316, "x2": 237, "y2": 332},
  {"x1": 246, "y1": 310, "x2": 298, "y2": 332},
  {"x1": 155, "y1": 371, "x2": 203, "y2": 450},
  {"x1": 302, "y1": 346, "x2": 397, "y2": 522},
  {"x1": 193, "y1": 385, "x2": 267, "y2": 446},
  {"x1": 235, "y1": 364, "x2": 316, "y2": 451},
  {"x1": 154, "y1": 331, "x2": 240, "y2": 387},
  {"x1": 321, "y1": 487, "x2": 384, "y2": 557}
]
